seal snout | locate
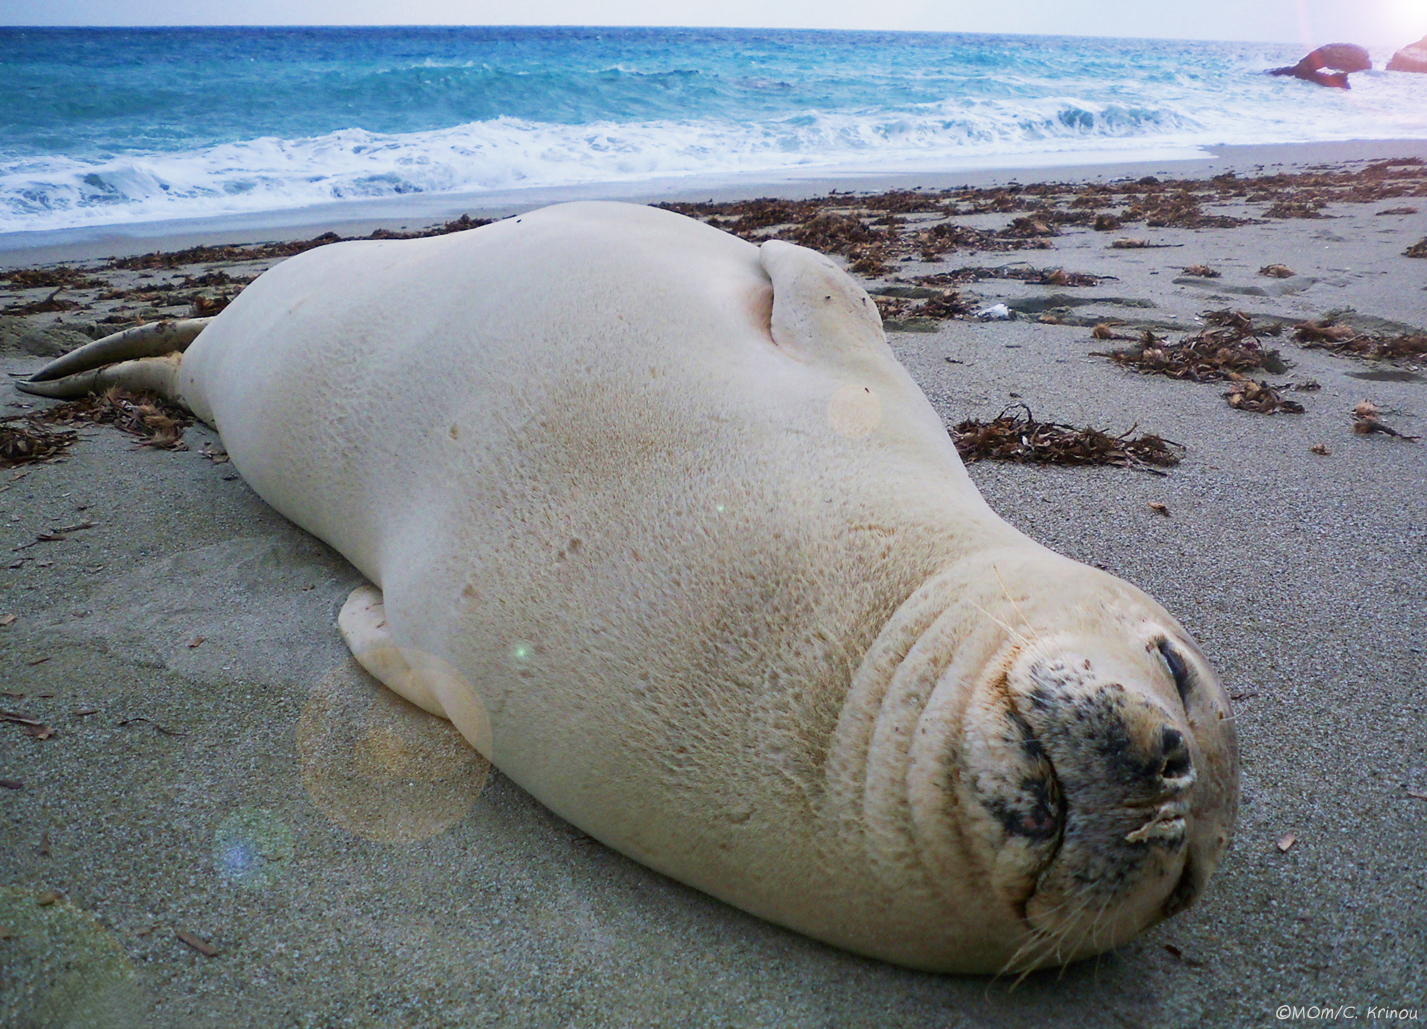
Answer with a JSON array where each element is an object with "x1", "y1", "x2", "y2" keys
[{"x1": 955, "y1": 628, "x2": 1237, "y2": 969}]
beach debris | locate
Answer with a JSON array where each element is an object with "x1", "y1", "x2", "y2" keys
[
  {"x1": 118, "y1": 715, "x2": 187, "y2": 737},
  {"x1": 1264, "y1": 199, "x2": 1329, "y2": 219},
  {"x1": 1224, "y1": 380, "x2": 1305, "y2": 414},
  {"x1": 108, "y1": 216, "x2": 493, "y2": 272},
  {"x1": 40, "y1": 387, "x2": 192, "y2": 450},
  {"x1": 0, "y1": 779, "x2": 21, "y2": 790},
  {"x1": 1407, "y1": 789, "x2": 1427, "y2": 802},
  {"x1": 1259, "y1": 264, "x2": 1296, "y2": 278},
  {"x1": 1162, "y1": 943, "x2": 1205, "y2": 967},
  {"x1": 176, "y1": 930, "x2": 220, "y2": 957},
  {"x1": 1376, "y1": 206, "x2": 1418, "y2": 215},
  {"x1": 187, "y1": 636, "x2": 205, "y2": 648},
  {"x1": 2, "y1": 711, "x2": 56, "y2": 740},
  {"x1": 1310, "y1": 444, "x2": 1331, "y2": 456},
  {"x1": 2, "y1": 288, "x2": 83, "y2": 316},
  {"x1": 1096, "y1": 317, "x2": 1285, "y2": 382},
  {"x1": 1125, "y1": 191, "x2": 1252, "y2": 229},
  {"x1": 873, "y1": 290, "x2": 972, "y2": 329},
  {"x1": 950, "y1": 405, "x2": 1183, "y2": 471},
  {"x1": 976, "y1": 303, "x2": 1013, "y2": 321},
  {"x1": 1276, "y1": 833, "x2": 1298, "y2": 853},
  {"x1": 1093, "y1": 213, "x2": 1122, "y2": 231},
  {"x1": 1181, "y1": 264, "x2": 1220, "y2": 278},
  {"x1": 0, "y1": 415, "x2": 78, "y2": 468},
  {"x1": 1403, "y1": 238, "x2": 1427, "y2": 258},
  {"x1": 909, "y1": 266, "x2": 1104, "y2": 287},
  {"x1": 190, "y1": 294, "x2": 231, "y2": 317},
  {"x1": 1000, "y1": 215, "x2": 1058, "y2": 238},
  {"x1": 0, "y1": 614, "x2": 14, "y2": 626},
  {"x1": 1090, "y1": 322, "x2": 1116, "y2": 340},
  {"x1": 1294, "y1": 320, "x2": 1427, "y2": 360},
  {"x1": 1111, "y1": 238, "x2": 1149, "y2": 249},
  {"x1": 1351, "y1": 400, "x2": 1419, "y2": 439},
  {"x1": 1352, "y1": 414, "x2": 1419, "y2": 440},
  {"x1": 37, "y1": 890, "x2": 62, "y2": 906},
  {"x1": 1147, "y1": 502, "x2": 1170, "y2": 516}
]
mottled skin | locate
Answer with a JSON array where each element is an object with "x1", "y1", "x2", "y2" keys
[{"x1": 20, "y1": 202, "x2": 1239, "y2": 973}]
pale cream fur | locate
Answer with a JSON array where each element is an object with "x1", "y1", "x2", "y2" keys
[{"x1": 153, "y1": 201, "x2": 1235, "y2": 972}]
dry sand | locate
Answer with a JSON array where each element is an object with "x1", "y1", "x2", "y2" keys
[{"x1": 1, "y1": 144, "x2": 1425, "y2": 1027}]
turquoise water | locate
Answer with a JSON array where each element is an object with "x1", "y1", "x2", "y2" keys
[{"x1": 3, "y1": 26, "x2": 1425, "y2": 233}]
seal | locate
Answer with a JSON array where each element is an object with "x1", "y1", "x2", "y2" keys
[{"x1": 20, "y1": 201, "x2": 1239, "y2": 974}]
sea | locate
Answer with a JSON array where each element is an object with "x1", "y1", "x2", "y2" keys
[{"x1": 3, "y1": 26, "x2": 1427, "y2": 237}]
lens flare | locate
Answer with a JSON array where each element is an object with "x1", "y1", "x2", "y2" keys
[
  {"x1": 212, "y1": 808, "x2": 294, "y2": 888},
  {"x1": 0, "y1": 887, "x2": 146, "y2": 1028},
  {"x1": 297, "y1": 657, "x2": 490, "y2": 844}
]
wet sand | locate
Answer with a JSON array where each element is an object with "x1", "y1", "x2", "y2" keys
[{"x1": 1, "y1": 147, "x2": 1425, "y2": 1027}]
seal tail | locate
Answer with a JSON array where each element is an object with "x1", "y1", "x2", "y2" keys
[{"x1": 15, "y1": 317, "x2": 210, "y2": 407}]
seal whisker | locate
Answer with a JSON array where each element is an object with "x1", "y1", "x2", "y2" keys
[
  {"x1": 966, "y1": 597, "x2": 1035, "y2": 648},
  {"x1": 992, "y1": 563, "x2": 1040, "y2": 643}
]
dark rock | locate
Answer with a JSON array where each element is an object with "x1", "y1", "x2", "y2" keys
[
  {"x1": 1269, "y1": 43, "x2": 1371, "y2": 88},
  {"x1": 1387, "y1": 35, "x2": 1427, "y2": 73}
]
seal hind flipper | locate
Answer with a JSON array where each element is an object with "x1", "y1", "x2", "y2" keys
[
  {"x1": 25, "y1": 318, "x2": 211, "y2": 383},
  {"x1": 337, "y1": 585, "x2": 493, "y2": 759},
  {"x1": 759, "y1": 239, "x2": 886, "y2": 363},
  {"x1": 17, "y1": 317, "x2": 212, "y2": 407},
  {"x1": 16, "y1": 352, "x2": 185, "y2": 401}
]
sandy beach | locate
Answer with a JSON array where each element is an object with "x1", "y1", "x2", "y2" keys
[{"x1": 1, "y1": 143, "x2": 1425, "y2": 1027}]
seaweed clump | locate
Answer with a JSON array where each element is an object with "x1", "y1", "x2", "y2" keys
[
  {"x1": 1294, "y1": 321, "x2": 1427, "y2": 361},
  {"x1": 951, "y1": 405, "x2": 1183, "y2": 471},
  {"x1": 0, "y1": 417, "x2": 78, "y2": 468},
  {"x1": 40, "y1": 387, "x2": 194, "y2": 450},
  {"x1": 1096, "y1": 311, "x2": 1286, "y2": 382}
]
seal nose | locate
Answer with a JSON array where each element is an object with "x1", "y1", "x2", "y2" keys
[{"x1": 1157, "y1": 726, "x2": 1195, "y2": 794}]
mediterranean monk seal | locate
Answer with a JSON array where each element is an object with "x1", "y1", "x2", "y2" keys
[{"x1": 19, "y1": 201, "x2": 1239, "y2": 974}]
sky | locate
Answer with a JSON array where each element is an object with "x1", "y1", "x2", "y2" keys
[{"x1": 2, "y1": 0, "x2": 1425, "y2": 47}]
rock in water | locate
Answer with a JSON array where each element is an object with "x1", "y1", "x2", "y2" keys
[
  {"x1": 1269, "y1": 43, "x2": 1372, "y2": 88},
  {"x1": 1307, "y1": 43, "x2": 1372, "y2": 72},
  {"x1": 1387, "y1": 36, "x2": 1427, "y2": 74}
]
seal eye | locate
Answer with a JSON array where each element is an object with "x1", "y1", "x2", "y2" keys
[{"x1": 1157, "y1": 639, "x2": 1192, "y2": 706}]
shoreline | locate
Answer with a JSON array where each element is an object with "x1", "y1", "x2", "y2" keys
[{"x1": 5, "y1": 137, "x2": 1427, "y2": 268}]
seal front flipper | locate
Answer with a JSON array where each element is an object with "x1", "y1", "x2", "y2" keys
[
  {"x1": 759, "y1": 239, "x2": 887, "y2": 365},
  {"x1": 337, "y1": 585, "x2": 493, "y2": 760}
]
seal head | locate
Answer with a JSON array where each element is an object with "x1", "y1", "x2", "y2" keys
[{"x1": 955, "y1": 595, "x2": 1238, "y2": 971}]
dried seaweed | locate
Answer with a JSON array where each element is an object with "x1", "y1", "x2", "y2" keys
[
  {"x1": 1097, "y1": 318, "x2": 1286, "y2": 381},
  {"x1": 0, "y1": 418, "x2": 78, "y2": 468},
  {"x1": 1264, "y1": 199, "x2": 1328, "y2": 219},
  {"x1": 1405, "y1": 238, "x2": 1427, "y2": 259},
  {"x1": 1181, "y1": 264, "x2": 1220, "y2": 278},
  {"x1": 40, "y1": 387, "x2": 194, "y2": 450},
  {"x1": 107, "y1": 215, "x2": 492, "y2": 270},
  {"x1": 874, "y1": 290, "x2": 971, "y2": 326},
  {"x1": 3, "y1": 267, "x2": 106, "y2": 290},
  {"x1": 3, "y1": 289, "x2": 82, "y2": 315},
  {"x1": 1294, "y1": 320, "x2": 1427, "y2": 360},
  {"x1": 1224, "y1": 380, "x2": 1305, "y2": 414},
  {"x1": 951, "y1": 405, "x2": 1183, "y2": 471}
]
